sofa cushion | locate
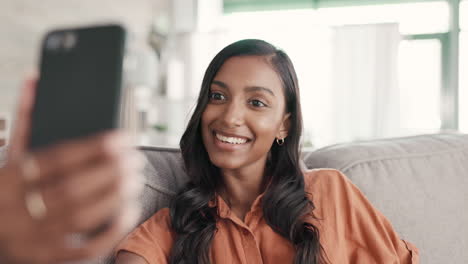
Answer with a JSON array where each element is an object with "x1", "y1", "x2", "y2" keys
[
  {"x1": 304, "y1": 133, "x2": 468, "y2": 264},
  {"x1": 136, "y1": 146, "x2": 189, "y2": 222}
]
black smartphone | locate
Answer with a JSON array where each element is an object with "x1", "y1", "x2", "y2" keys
[{"x1": 28, "y1": 24, "x2": 126, "y2": 150}]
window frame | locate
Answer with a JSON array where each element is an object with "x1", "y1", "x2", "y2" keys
[{"x1": 223, "y1": 0, "x2": 461, "y2": 131}]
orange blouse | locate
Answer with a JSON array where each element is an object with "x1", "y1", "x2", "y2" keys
[{"x1": 115, "y1": 169, "x2": 419, "y2": 263}]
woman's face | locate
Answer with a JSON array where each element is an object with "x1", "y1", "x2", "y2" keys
[{"x1": 201, "y1": 55, "x2": 290, "y2": 171}]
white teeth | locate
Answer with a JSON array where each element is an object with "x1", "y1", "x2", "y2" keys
[{"x1": 215, "y1": 133, "x2": 247, "y2": 144}]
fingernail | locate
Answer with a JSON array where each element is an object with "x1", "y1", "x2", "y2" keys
[
  {"x1": 102, "y1": 132, "x2": 133, "y2": 155},
  {"x1": 23, "y1": 68, "x2": 39, "y2": 80}
]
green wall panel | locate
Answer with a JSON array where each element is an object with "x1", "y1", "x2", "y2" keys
[{"x1": 224, "y1": 0, "x2": 442, "y2": 13}]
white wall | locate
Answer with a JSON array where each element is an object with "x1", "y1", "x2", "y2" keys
[{"x1": 0, "y1": 0, "x2": 167, "y2": 139}]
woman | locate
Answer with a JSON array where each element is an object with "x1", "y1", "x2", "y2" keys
[{"x1": 115, "y1": 39, "x2": 419, "y2": 263}]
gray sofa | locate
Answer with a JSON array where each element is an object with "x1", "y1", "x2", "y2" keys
[
  {"x1": 1, "y1": 133, "x2": 468, "y2": 263},
  {"x1": 127, "y1": 133, "x2": 468, "y2": 264}
]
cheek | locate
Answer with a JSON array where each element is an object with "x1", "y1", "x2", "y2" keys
[
  {"x1": 249, "y1": 114, "x2": 282, "y2": 142},
  {"x1": 201, "y1": 106, "x2": 215, "y2": 136},
  {"x1": 202, "y1": 105, "x2": 214, "y2": 122}
]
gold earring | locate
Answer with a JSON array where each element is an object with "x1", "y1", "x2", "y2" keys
[{"x1": 276, "y1": 138, "x2": 285, "y2": 146}]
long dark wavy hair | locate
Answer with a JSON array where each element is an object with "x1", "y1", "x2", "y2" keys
[{"x1": 170, "y1": 39, "x2": 328, "y2": 264}]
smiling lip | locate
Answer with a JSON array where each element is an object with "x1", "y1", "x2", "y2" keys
[{"x1": 212, "y1": 130, "x2": 252, "y2": 151}]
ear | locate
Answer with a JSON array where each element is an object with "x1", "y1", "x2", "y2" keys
[{"x1": 276, "y1": 113, "x2": 291, "y2": 139}]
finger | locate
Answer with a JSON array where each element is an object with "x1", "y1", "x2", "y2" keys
[
  {"x1": 74, "y1": 206, "x2": 139, "y2": 259},
  {"x1": 40, "y1": 184, "x2": 120, "y2": 237},
  {"x1": 41, "y1": 149, "x2": 143, "y2": 215},
  {"x1": 67, "y1": 181, "x2": 122, "y2": 233},
  {"x1": 8, "y1": 76, "x2": 38, "y2": 161},
  {"x1": 30, "y1": 131, "x2": 132, "y2": 183},
  {"x1": 0, "y1": 165, "x2": 23, "y2": 203},
  {"x1": 41, "y1": 159, "x2": 121, "y2": 214},
  {"x1": 53, "y1": 205, "x2": 140, "y2": 263}
]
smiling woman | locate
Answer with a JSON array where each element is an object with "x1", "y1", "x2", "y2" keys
[
  {"x1": 202, "y1": 55, "x2": 289, "y2": 171},
  {"x1": 114, "y1": 39, "x2": 419, "y2": 264}
]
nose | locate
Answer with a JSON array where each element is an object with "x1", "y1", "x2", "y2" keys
[{"x1": 220, "y1": 100, "x2": 244, "y2": 128}]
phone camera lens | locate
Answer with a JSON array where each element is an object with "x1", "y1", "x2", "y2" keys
[
  {"x1": 45, "y1": 34, "x2": 62, "y2": 51},
  {"x1": 63, "y1": 32, "x2": 77, "y2": 50}
]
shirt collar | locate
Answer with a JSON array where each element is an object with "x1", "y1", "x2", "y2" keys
[{"x1": 208, "y1": 191, "x2": 266, "y2": 219}]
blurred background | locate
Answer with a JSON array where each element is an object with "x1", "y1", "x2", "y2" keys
[{"x1": 0, "y1": 0, "x2": 467, "y2": 149}]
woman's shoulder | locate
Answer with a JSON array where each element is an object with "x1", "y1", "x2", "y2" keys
[
  {"x1": 302, "y1": 168, "x2": 363, "y2": 210},
  {"x1": 143, "y1": 207, "x2": 172, "y2": 230},
  {"x1": 125, "y1": 207, "x2": 173, "y2": 240},
  {"x1": 302, "y1": 169, "x2": 420, "y2": 263},
  {"x1": 114, "y1": 207, "x2": 175, "y2": 262},
  {"x1": 303, "y1": 168, "x2": 350, "y2": 191}
]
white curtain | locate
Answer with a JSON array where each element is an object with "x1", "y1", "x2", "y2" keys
[{"x1": 332, "y1": 23, "x2": 400, "y2": 143}]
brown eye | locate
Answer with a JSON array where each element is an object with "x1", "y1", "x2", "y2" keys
[
  {"x1": 249, "y1": 99, "x2": 267, "y2": 108},
  {"x1": 208, "y1": 92, "x2": 226, "y2": 101}
]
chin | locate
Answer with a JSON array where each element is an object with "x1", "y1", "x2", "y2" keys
[{"x1": 208, "y1": 154, "x2": 245, "y2": 170}]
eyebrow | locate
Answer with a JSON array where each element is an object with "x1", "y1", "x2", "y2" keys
[{"x1": 212, "y1": 80, "x2": 276, "y2": 97}]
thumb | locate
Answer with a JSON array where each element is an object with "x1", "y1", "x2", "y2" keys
[{"x1": 7, "y1": 76, "x2": 38, "y2": 162}]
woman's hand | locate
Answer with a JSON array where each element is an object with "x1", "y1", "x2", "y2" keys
[{"x1": 0, "y1": 78, "x2": 143, "y2": 264}]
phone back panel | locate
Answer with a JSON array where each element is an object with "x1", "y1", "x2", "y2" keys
[{"x1": 29, "y1": 25, "x2": 125, "y2": 150}]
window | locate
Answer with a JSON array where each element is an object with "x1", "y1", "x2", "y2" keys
[
  {"x1": 398, "y1": 38, "x2": 442, "y2": 134},
  {"x1": 217, "y1": 1, "x2": 449, "y2": 147},
  {"x1": 147, "y1": 1, "x2": 458, "y2": 147},
  {"x1": 459, "y1": 0, "x2": 468, "y2": 132}
]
